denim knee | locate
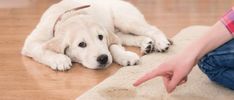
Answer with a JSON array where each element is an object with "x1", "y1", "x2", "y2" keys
[
  {"x1": 198, "y1": 55, "x2": 223, "y2": 81},
  {"x1": 198, "y1": 55, "x2": 234, "y2": 90}
]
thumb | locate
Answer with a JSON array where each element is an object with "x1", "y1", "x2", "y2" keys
[{"x1": 166, "y1": 72, "x2": 184, "y2": 93}]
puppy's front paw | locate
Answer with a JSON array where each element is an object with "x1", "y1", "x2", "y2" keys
[
  {"x1": 47, "y1": 54, "x2": 72, "y2": 71},
  {"x1": 141, "y1": 37, "x2": 155, "y2": 55},
  {"x1": 117, "y1": 51, "x2": 140, "y2": 66},
  {"x1": 153, "y1": 34, "x2": 172, "y2": 52}
]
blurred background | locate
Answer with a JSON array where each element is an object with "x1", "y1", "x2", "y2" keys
[{"x1": 0, "y1": 0, "x2": 233, "y2": 100}]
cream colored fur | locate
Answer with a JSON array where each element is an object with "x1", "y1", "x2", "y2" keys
[{"x1": 22, "y1": 0, "x2": 170, "y2": 70}]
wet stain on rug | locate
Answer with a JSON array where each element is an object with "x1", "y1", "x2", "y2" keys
[{"x1": 99, "y1": 86, "x2": 136, "y2": 99}]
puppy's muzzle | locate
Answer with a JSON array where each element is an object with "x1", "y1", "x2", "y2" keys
[{"x1": 97, "y1": 54, "x2": 108, "y2": 67}]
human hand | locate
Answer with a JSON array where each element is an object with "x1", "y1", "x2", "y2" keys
[{"x1": 133, "y1": 53, "x2": 196, "y2": 93}]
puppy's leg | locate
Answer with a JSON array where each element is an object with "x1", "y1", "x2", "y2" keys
[
  {"x1": 110, "y1": 44, "x2": 140, "y2": 66},
  {"x1": 21, "y1": 2, "x2": 74, "y2": 71},
  {"x1": 116, "y1": 32, "x2": 154, "y2": 54},
  {"x1": 22, "y1": 42, "x2": 72, "y2": 71},
  {"x1": 111, "y1": 2, "x2": 172, "y2": 52},
  {"x1": 22, "y1": 23, "x2": 72, "y2": 71}
]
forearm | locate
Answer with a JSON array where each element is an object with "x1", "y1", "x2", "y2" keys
[{"x1": 181, "y1": 21, "x2": 233, "y2": 64}]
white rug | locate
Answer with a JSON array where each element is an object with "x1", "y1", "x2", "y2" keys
[{"x1": 77, "y1": 26, "x2": 234, "y2": 100}]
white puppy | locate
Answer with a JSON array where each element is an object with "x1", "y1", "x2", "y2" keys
[{"x1": 22, "y1": 0, "x2": 172, "y2": 71}]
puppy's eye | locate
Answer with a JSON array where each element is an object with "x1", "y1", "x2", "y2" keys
[
  {"x1": 78, "y1": 42, "x2": 87, "y2": 48},
  {"x1": 98, "y1": 35, "x2": 103, "y2": 40}
]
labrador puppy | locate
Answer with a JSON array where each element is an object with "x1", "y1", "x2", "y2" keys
[{"x1": 22, "y1": 0, "x2": 171, "y2": 71}]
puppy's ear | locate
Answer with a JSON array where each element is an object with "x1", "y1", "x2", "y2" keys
[
  {"x1": 107, "y1": 32, "x2": 120, "y2": 46},
  {"x1": 43, "y1": 36, "x2": 68, "y2": 54}
]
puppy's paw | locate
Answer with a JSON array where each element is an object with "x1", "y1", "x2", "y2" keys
[
  {"x1": 141, "y1": 37, "x2": 155, "y2": 55},
  {"x1": 47, "y1": 54, "x2": 72, "y2": 71},
  {"x1": 118, "y1": 51, "x2": 140, "y2": 66},
  {"x1": 153, "y1": 34, "x2": 172, "y2": 52}
]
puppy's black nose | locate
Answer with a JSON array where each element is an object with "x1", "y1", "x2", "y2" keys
[{"x1": 97, "y1": 54, "x2": 108, "y2": 65}]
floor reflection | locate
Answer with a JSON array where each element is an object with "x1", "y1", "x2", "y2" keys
[{"x1": 0, "y1": 0, "x2": 37, "y2": 8}]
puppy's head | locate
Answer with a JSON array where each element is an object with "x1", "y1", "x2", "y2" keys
[{"x1": 44, "y1": 15, "x2": 119, "y2": 69}]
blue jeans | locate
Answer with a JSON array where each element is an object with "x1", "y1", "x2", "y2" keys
[{"x1": 198, "y1": 39, "x2": 234, "y2": 90}]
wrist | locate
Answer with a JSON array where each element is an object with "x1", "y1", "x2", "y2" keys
[{"x1": 179, "y1": 47, "x2": 201, "y2": 66}]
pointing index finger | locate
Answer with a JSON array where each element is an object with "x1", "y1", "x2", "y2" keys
[{"x1": 133, "y1": 67, "x2": 166, "y2": 86}]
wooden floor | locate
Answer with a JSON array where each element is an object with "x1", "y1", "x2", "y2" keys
[{"x1": 0, "y1": 0, "x2": 233, "y2": 100}]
